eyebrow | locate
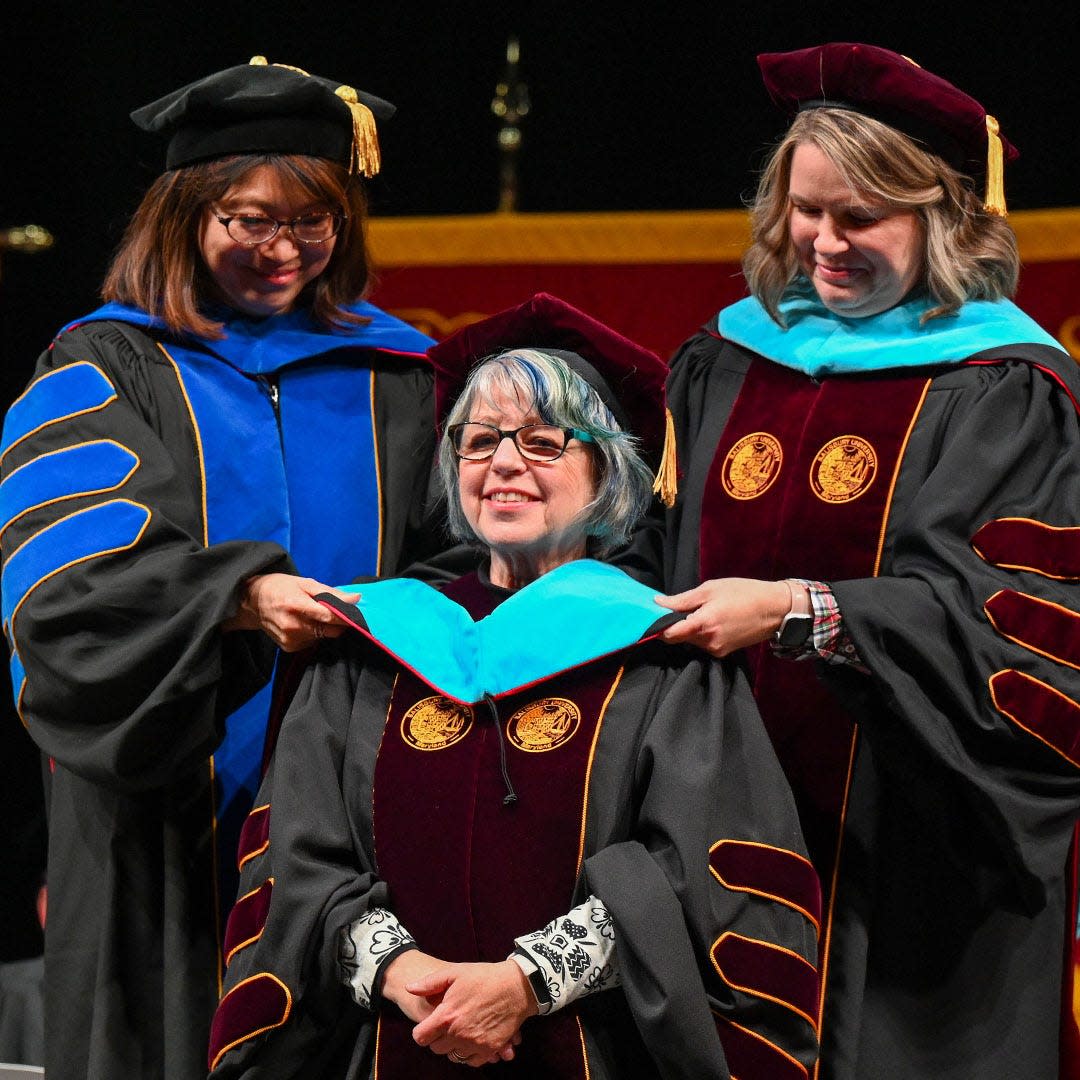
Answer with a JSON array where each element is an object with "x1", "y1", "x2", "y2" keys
[
  {"x1": 215, "y1": 196, "x2": 329, "y2": 213},
  {"x1": 789, "y1": 191, "x2": 884, "y2": 213},
  {"x1": 468, "y1": 413, "x2": 543, "y2": 425}
]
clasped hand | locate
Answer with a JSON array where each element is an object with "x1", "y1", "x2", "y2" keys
[
  {"x1": 381, "y1": 950, "x2": 536, "y2": 1067},
  {"x1": 656, "y1": 576, "x2": 792, "y2": 657},
  {"x1": 223, "y1": 572, "x2": 359, "y2": 651}
]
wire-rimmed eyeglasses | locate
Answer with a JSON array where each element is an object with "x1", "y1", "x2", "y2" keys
[
  {"x1": 448, "y1": 422, "x2": 595, "y2": 462},
  {"x1": 214, "y1": 211, "x2": 345, "y2": 246}
]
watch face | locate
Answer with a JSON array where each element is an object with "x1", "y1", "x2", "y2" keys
[{"x1": 777, "y1": 613, "x2": 813, "y2": 648}]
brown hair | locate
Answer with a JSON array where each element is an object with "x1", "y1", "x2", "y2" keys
[
  {"x1": 102, "y1": 154, "x2": 372, "y2": 339},
  {"x1": 742, "y1": 109, "x2": 1020, "y2": 324}
]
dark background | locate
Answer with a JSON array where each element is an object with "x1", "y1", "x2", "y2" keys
[
  {"x1": 0, "y1": 3, "x2": 1077, "y2": 956},
  {"x1": 2, "y1": 0, "x2": 1078, "y2": 400}
]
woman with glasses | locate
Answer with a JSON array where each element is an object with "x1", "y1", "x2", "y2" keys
[
  {"x1": 207, "y1": 294, "x2": 819, "y2": 1079},
  {"x1": 0, "y1": 58, "x2": 438, "y2": 1080}
]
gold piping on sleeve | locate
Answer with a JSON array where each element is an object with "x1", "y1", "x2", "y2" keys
[
  {"x1": 989, "y1": 669, "x2": 1080, "y2": 769},
  {"x1": 710, "y1": 931, "x2": 819, "y2": 1030},
  {"x1": 6, "y1": 499, "x2": 151, "y2": 635},
  {"x1": 972, "y1": 517, "x2": 1080, "y2": 581},
  {"x1": 708, "y1": 839, "x2": 821, "y2": 935},
  {"x1": 0, "y1": 363, "x2": 118, "y2": 467},
  {"x1": 236, "y1": 804, "x2": 272, "y2": 866},
  {"x1": 984, "y1": 590, "x2": 1080, "y2": 671},
  {"x1": 223, "y1": 878, "x2": 275, "y2": 967},
  {"x1": 237, "y1": 835, "x2": 270, "y2": 871},
  {"x1": 0, "y1": 439, "x2": 140, "y2": 544},
  {"x1": 710, "y1": 1013, "x2": 810, "y2": 1080},
  {"x1": 208, "y1": 972, "x2": 293, "y2": 1072}
]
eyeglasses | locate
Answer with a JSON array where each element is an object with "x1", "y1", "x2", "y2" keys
[
  {"x1": 448, "y1": 422, "x2": 595, "y2": 462},
  {"x1": 214, "y1": 211, "x2": 345, "y2": 246}
]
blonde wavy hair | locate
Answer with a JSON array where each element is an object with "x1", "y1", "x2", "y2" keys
[{"x1": 742, "y1": 108, "x2": 1020, "y2": 324}]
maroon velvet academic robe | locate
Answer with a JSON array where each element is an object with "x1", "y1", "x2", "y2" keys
[
  {"x1": 208, "y1": 569, "x2": 819, "y2": 1079},
  {"x1": 659, "y1": 319, "x2": 1080, "y2": 1080}
]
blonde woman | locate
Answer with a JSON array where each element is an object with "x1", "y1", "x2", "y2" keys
[{"x1": 654, "y1": 42, "x2": 1080, "y2": 1080}]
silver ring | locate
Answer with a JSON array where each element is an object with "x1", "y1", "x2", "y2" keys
[{"x1": 447, "y1": 1050, "x2": 467, "y2": 1064}]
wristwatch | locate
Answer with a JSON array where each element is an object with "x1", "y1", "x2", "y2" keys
[
  {"x1": 510, "y1": 947, "x2": 554, "y2": 1014},
  {"x1": 775, "y1": 609, "x2": 814, "y2": 649}
]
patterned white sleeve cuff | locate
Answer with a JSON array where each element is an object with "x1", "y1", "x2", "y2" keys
[
  {"x1": 511, "y1": 895, "x2": 620, "y2": 1015},
  {"x1": 338, "y1": 908, "x2": 416, "y2": 1009}
]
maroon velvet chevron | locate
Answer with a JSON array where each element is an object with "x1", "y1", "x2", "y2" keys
[
  {"x1": 985, "y1": 589, "x2": 1080, "y2": 668},
  {"x1": 973, "y1": 518, "x2": 1080, "y2": 581},
  {"x1": 710, "y1": 840, "x2": 822, "y2": 934}
]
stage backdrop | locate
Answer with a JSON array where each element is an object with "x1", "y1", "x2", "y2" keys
[{"x1": 367, "y1": 207, "x2": 1080, "y2": 360}]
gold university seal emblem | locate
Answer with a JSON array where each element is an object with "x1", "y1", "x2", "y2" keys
[
  {"x1": 401, "y1": 696, "x2": 474, "y2": 751},
  {"x1": 721, "y1": 432, "x2": 783, "y2": 500},
  {"x1": 506, "y1": 698, "x2": 581, "y2": 753},
  {"x1": 810, "y1": 436, "x2": 878, "y2": 503}
]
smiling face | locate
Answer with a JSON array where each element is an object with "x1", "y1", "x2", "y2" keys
[
  {"x1": 457, "y1": 388, "x2": 597, "y2": 588},
  {"x1": 788, "y1": 142, "x2": 925, "y2": 318},
  {"x1": 198, "y1": 163, "x2": 337, "y2": 317}
]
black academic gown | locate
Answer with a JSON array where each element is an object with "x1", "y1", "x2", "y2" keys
[
  {"x1": 0, "y1": 304, "x2": 439, "y2": 1080},
  {"x1": 208, "y1": 565, "x2": 820, "y2": 1079},
  {"x1": 660, "y1": 305, "x2": 1080, "y2": 1080}
]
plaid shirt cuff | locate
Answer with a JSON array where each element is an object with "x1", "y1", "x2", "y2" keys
[{"x1": 780, "y1": 580, "x2": 866, "y2": 669}]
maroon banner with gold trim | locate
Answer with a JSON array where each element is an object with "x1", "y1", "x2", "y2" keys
[{"x1": 368, "y1": 208, "x2": 1080, "y2": 361}]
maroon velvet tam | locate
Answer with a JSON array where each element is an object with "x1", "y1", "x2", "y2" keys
[
  {"x1": 427, "y1": 292, "x2": 669, "y2": 461},
  {"x1": 757, "y1": 42, "x2": 1018, "y2": 171}
]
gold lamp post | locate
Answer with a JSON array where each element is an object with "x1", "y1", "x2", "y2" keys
[{"x1": 491, "y1": 36, "x2": 530, "y2": 213}]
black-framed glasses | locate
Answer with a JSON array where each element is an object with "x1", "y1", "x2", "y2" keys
[
  {"x1": 448, "y1": 422, "x2": 595, "y2": 462},
  {"x1": 214, "y1": 211, "x2": 345, "y2": 246}
]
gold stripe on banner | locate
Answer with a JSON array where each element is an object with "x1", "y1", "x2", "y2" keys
[{"x1": 368, "y1": 207, "x2": 1080, "y2": 268}]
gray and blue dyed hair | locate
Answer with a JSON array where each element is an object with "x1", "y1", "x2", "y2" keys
[{"x1": 438, "y1": 349, "x2": 654, "y2": 557}]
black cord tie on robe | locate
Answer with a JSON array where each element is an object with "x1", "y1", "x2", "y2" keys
[{"x1": 484, "y1": 693, "x2": 518, "y2": 805}]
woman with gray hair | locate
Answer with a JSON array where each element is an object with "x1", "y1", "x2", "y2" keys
[
  {"x1": 652, "y1": 43, "x2": 1080, "y2": 1080},
  {"x1": 207, "y1": 294, "x2": 818, "y2": 1079}
]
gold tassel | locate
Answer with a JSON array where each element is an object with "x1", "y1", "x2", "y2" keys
[
  {"x1": 335, "y1": 85, "x2": 382, "y2": 178},
  {"x1": 247, "y1": 60, "x2": 381, "y2": 177},
  {"x1": 651, "y1": 408, "x2": 678, "y2": 508},
  {"x1": 250, "y1": 56, "x2": 310, "y2": 77},
  {"x1": 984, "y1": 115, "x2": 1007, "y2": 217}
]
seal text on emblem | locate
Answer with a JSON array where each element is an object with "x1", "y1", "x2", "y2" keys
[
  {"x1": 810, "y1": 436, "x2": 878, "y2": 503},
  {"x1": 401, "y1": 696, "x2": 474, "y2": 751},
  {"x1": 721, "y1": 432, "x2": 783, "y2": 500},
  {"x1": 506, "y1": 697, "x2": 581, "y2": 753}
]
